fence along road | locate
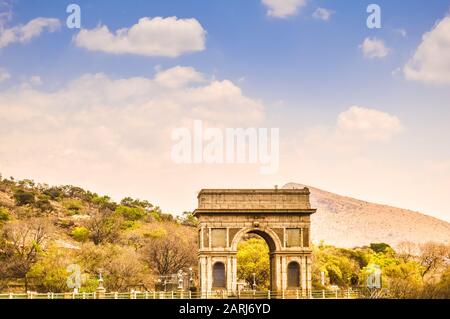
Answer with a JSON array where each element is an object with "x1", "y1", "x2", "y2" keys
[{"x1": 0, "y1": 289, "x2": 388, "y2": 299}]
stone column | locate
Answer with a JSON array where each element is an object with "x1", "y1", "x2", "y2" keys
[
  {"x1": 233, "y1": 255, "x2": 238, "y2": 293},
  {"x1": 301, "y1": 255, "x2": 307, "y2": 291},
  {"x1": 207, "y1": 256, "x2": 212, "y2": 293},
  {"x1": 199, "y1": 256, "x2": 208, "y2": 297},
  {"x1": 226, "y1": 256, "x2": 232, "y2": 292},
  {"x1": 281, "y1": 255, "x2": 287, "y2": 290},
  {"x1": 306, "y1": 255, "x2": 312, "y2": 291},
  {"x1": 273, "y1": 254, "x2": 282, "y2": 291}
]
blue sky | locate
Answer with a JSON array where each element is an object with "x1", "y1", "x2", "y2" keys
[{"x1": 1, "y1": 0, "x2": 450, "y2": 221}]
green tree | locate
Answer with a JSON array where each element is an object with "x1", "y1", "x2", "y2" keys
[
  {"x1": 27, "y1": 246, "x2": 72, "y2": 292},
  {"x1": 13, "y1": 189, "x2": 35, "y2": 206},
  {"x1": 115, "y1": 205, "x2": 146, "y2": 221},
  {"x1": 86, "y1": 209, "x2": 123, "y2": 245},
  {"x1": 370, "y1": 243, "x2": 392, "y2": 254},
  {"x1": 237, "y1": 237, "x2": 270, "y2": 289}
]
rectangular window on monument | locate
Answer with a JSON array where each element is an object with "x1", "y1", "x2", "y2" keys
[
  {"x1": 211, "y1": 228, "x2": 227, "y2": 247},
  {"x1": 303, "y1": 228, "x2": 309, "y2": 247},
  {"x1": 286, "y1": 228, "x2": 301, "y2": 247}
]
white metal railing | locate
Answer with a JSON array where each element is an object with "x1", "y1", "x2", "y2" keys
[{"x1": 0, "y1": 289, "x2": 371, "y2": 299}]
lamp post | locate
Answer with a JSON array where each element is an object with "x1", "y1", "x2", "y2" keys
[
  {"x1": 188, "y1": 267, "x2": 193, "y2": 290},
  {"x1": 252, "y1": 273, "x2": 256, "y2": 290}
]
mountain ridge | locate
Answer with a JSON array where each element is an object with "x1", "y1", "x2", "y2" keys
[{"x1": 283, "y1": 182, "x2": 450, "y2": 248}]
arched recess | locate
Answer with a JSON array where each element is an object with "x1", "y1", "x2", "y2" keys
[
  {"x1": 230, "y1": 227, "x2": 282, "y2": 252},
  {"x1": 230, "y1": 227, "x2": 283, "y2": 291},
  {"x1": 212, "y1": 262, "x2": 226, "y2": 289},
  {"x1": 287, "y1": 261, "x2": 300, "y2": 288}
]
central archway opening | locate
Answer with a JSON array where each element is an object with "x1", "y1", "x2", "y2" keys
[{"x1": 236, "y1": 230, "x2": 275, "y2": 291}]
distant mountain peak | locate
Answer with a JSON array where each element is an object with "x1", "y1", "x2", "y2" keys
[{"x1": 284, "y1": 182, "x2": 450, "y2": 248}]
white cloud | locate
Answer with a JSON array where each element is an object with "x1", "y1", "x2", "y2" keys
[
  {"x1": 0, "y1": 68, "x2": 10, "y2": 82},
  {"x1": 262, "y1": 0, "x2": 307, "y2": 18},
  {"x1": 29, "y1": 75, "x2": 42, "y2": 86},
  {"x1": 0, "y1": 66, "x2": 267, "y2": 213},
  {"x1": 303, "y1": 106, "x2": 403, "y2": 156},
  {"x1": 74, "y1": 17, "x2": 206, "y2": 57},
  {"x1": 0, "y1": 17, "x2": 60, "y2": 49},
  {"x1": 336, "y1": 106, "x2": 403, "y2": 142},
  {"x1": 0, "y1": 65, "x2": 264, "y2": 175},
  {"x1": 154, "y1": 66, "x2": 204, "y2": 88},
  {"x1": 0, "y1": 0, "x2": 12, "y2": 27},
  {"x1": 403, "y1": 16, "x2": 450, "y2": 85},
  {"x1": 360, "y1": 37, "x2": 390, "y2": 59},
  {"x1": 312, "y1": 7, "x2": 334, "y2": 21}
]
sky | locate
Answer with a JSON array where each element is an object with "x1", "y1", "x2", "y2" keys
[{"x1": 0, "y1": 0, "x2": 449, "y2": 221}]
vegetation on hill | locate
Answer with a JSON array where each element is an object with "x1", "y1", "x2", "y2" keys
[
  {"x1": 0, "y1": 174, "x2": 197, "y2": 293},
  {"x1": 0, "y1": 175, "x2": 449, "y2": 298},
  {"x1": 236, "y1": 237, "x2": 450, "y2": 298}
]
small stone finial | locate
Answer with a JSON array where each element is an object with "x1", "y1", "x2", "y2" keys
[{"x1": 274, "y1": 185, "x2": 278, "y2": 190}]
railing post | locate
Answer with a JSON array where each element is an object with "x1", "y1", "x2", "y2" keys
[
  {"x1": 282, "y1": 290, "x2": 285, "y2": 299},
  {"x1": 189, "y1": 290, "x2": 192, "y2": 299},
  {"x1": 171, "y1": 291, "x2": 174, "y2": 299},
  {"x1": 9, "y1": 293, "x2": 13, "y2": 299},
  {"x1": 322, "y1": 290, "x2": 325, "y2": 299},
  {"x1": 268, "y1": 291, "x2": 271, "y2": 299},
  {"x1": 296, "y1": 290, "x2": 299, "y2": 299},
  {"x1": 335, "y1": 290, "x2": 338, "y2": 299}
]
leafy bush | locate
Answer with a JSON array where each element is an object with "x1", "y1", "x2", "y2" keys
[
  {"x1": 13, "y1": 189, "x2": 35, "y2": 206},
  {"x1": 63, "y1": 199, "x2": 83, "y2": 215},
  {"x1": 27, "y1": 246, "x2": 71, "y2": 293},
  {"x1": 0, "y1": 207, "x2": 10, "y2": 221},
  {"x1": 35, "y1": 196, "x2": 53, "y2": 213},
  {"x1": 71, "y1": 226, "x2": 90, "y2": 242},
  {"x1": 43, "y1": 187, "x2": 62, "y2": 200},
  {"x1": 370, "y1": 243, "x2": 392, "y2": 254},
  {"x1": 143, "y1": 227, "x2": 167, "y2": 239},
  {"x1": 115, "y1": 205, "x2": 145, "y2": 221}
]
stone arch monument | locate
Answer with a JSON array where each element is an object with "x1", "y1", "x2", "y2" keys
[{"x1": 193, "y1": 188, "x2": 316, "y2": 295}]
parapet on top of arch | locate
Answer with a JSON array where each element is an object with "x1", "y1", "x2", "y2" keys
[{"x1": 193, "y1": 188, "x2": 316, "y2": 215}]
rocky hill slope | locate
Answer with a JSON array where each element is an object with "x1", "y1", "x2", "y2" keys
[{"x1": 283, "y1": 183, "x2": 450, "y2": 248}]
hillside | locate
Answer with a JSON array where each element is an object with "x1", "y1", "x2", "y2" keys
[{"x1": 283, "y1": 183, "x2": 450, "y2": 248}]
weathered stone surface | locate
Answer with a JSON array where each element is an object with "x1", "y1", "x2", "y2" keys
[{"x1": 195, "y1": 188, "x2": 316, "y2": 295}]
